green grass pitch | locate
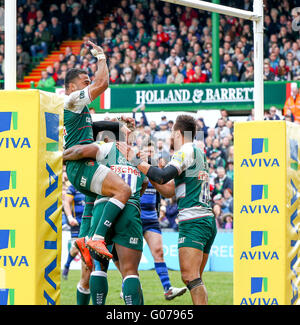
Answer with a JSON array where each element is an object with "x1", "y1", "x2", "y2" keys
[{"x1": 61, "y1": 270, "x2": 233, "y2": 305}]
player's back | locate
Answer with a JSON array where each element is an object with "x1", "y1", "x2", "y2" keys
[{"x1": 140, "y1": 181, "x2": 159, "y2": 221}]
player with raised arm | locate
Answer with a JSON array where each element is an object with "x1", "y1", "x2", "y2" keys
[
  {"x1": 116, "y1": 115, "x2": 217, "y2": 305},
  {"x1": 64, "y1": 40, "x2": 132, "y2": 261}
]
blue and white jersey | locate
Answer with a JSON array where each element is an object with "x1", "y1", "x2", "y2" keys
[{"x1": 140, "y1": 182, "x2": 159, "y2": 221}]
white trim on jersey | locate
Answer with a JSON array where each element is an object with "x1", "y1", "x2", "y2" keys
[
  {"x1": 64, "y1": 86, "x2": 92, "y2": 114},
  {"x1": 167, "y1": 142, "x2": 195, "y2": 175}
]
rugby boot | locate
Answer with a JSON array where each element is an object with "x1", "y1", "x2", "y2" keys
[
  {"x1": 164, "y1": 286, "x2": 187, "y2": 300},
  {"x1": 86, "y1": 239, "x2": 113, "y2": 260},
  {"x1": 74, "y1": 237, "x2": 93, "y2": 271}
]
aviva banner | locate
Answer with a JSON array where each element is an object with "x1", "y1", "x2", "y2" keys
[
  {"x1": 234, "y1": 121, "x2": 300, "y2": 305},
  {"x1": 0, "y1": 90, "x2": 63, "y2": 305}
]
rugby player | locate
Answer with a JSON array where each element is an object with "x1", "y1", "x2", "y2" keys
[
  {"x1": 64, "y1": 40, "x2": 133, "y2": 261},
  {"x1": 62, "y1": 183, "x2": 86, "y2": 280},
  {"x1": 63, "y1": 126, "x2": 148, "y2": 305},
  {"x1": 117, "y1": 115, "x2": 217, "y2": 305}
]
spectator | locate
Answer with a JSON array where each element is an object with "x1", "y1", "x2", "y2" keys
[
  {"x1": 165, "y1": 48, "x2": 181, "y2": 67},
  {"x1": 155, "y1": 139, "x2": 170, "y2": 162},
  {"x1": 215, "y1": 118, "x2": 231, "y2": 140},
  {"x1": 265, "y1": 106, "x2": 281, "y2": 120},
  {"x1": 222, "y1": 188, "x2": 233, "y2": 214},
  {"x1": 156, "y1": 24, "x2": 170, "y2": 46},
  {"x1": 235, "y1": 54, "x2": 246, "y2": 80},
  {"x1": 17, "y1": 44, "x2": 30, "y2": 81},
  {"x1": 221, "y1": 66, "x2": 238, "y2": 82},
  {"x1": 109, "y1": 68, "x2": 122, "y2": 84},
  {"x1": 226, "y1": 160, "x2": 234, "y2": 181},
  {"x1": 212, "y1": 166, "x2": 233, "y2": 197},
  {"x1": 30, "y1": 23, "x2": 51, "y2": 58},
  {"x1": 68, "y1": 4, "x2": 83, "y2": 40},
  {"x1": 263, "y1": 62, "x2": 275, "y2": 81},
  {"x1": 135, "y1": 65, "x2": 153, "y2": 84},
  {"x1": 49, "y1": 17, "x2": 63, "y2": 49},
  {"x1": 56, "y1": 70, "x2": 66, "y2": 86},
  {"x1": 240, "y1": 62, "x2": 254, "y2": 81},
  {"x1": 153, "y1": 120, "x2": 171, "y2": 145},
  {"x1": 166, "y1": 65, "x2": 184, "y2": 84},
  {"x1": 275, "y1": 58, "x2": 290, "y2": 81},
  {"x1": 153, "y1": 67, "x2": 167, "y2": 84},
  {"x1": 158, "y1": 204, "x2": 169, "y2": 228},
  {"x1": 21, "y1": 25, "x2": 34, "y2": 53},
  {"x1": 212, "y1": 203, "x2": 223, "y2": 229},
  {"x1": 37, "y1": 70, "x2": 56, "y2": 88},
  {"x1": 121, "y1": 67, "x2": 135, "y2": 84},
  {"x1": 291, "y1": 58, "x2": 300, "y2": 80},
  {"x1": 222, "y1": 213, "x2": 233, "y2": 229},
  {"x1": 192, "y1": 65, "x2": 207, "y2": 83}
]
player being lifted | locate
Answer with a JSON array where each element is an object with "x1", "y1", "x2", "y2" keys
[
  {"x1": 116, "y1": 115, "x2": 217, "y2": 305},
  {"x1": 64, "y1": 40, "x2": 133, "y2": 262},
  {"x1": 63, "y1": 122, "x2": 148, "y2": 305}
]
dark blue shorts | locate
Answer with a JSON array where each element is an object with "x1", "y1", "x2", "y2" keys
[
  {"x1": 70, "y1": 225, "x2": 80, "y2": 238},
  {"x1": 141, "y1": 218, "x2": 161, "y2": 235}
]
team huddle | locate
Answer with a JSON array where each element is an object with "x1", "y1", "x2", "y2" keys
[{"x1": 63, "y1": 41, "x2": 217, "y2": 305}]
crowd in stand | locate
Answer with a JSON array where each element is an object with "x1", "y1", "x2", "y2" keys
[{"x1": 1, "y1": 0, "x2": 299, "y2": 84}]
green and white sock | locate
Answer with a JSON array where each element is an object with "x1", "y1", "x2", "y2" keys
[
  {"x1": 90, "y1": 271, "x2": 108, "y2": 305},
  {"x1": 122, "y1": 275, "x2": 144, "y2": 305},
  {"x1": 94, "y1": 198, "x2": 125, "y2": 238},
  {"x1": 76, "y1": 283, "x2": 90, "y2": 305}
]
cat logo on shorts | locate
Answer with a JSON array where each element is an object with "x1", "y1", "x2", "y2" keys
[
  {"x1": 130, "y1": 237, "x2": 138, "y2": 245},
  {"x1": 178, "y1": 237, "x2": 186, "y2": 244},
  {"x1": 80, "y1": 176, "x2": 87, "y2": 187},
  {"x1": 104, "y1": 220, "x2": 112, "y2": 228}
]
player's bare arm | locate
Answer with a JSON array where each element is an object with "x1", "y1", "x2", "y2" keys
[
  {"x1": 149, "y1": 179, "x2": 176, "y2": 198},
  {"x1": 63, "y1": 194, "x2": 79, "y2": 226},
  {"x1": 140, "y1": 178, "x2": 149, "y2": 197},
  {"x1": 87, "y1": 40, "x2": 109, "y2": 101},
  {"x1": 63, "y1": 143, "x2": 98, "y2": 161}
]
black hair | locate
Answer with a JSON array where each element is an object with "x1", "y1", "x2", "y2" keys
[
  {"x1": 64, "y1": 68, "x2": 88, "y2": 89},
  {"x1": 174, "y1": 114, "x2": 196, "y2": 140}
]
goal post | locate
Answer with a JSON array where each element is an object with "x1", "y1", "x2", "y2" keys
[{"x1": 161, "y1": 0, "x2": 264, "y2": 121}]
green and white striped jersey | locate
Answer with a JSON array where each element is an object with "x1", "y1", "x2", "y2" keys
[
  {"x1": 167, "y1": 142, "x2": 213, "y2": 222},
  {"x1": 63, "y1": 86, "x2": 94, "y2": 149}
]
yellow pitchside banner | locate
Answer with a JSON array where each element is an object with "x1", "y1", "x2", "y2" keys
[
  {"x1": 0, "y1": 90, "x2": 63, "y2": 305},
  {"x1": 234, "y1": 121, "x2": 300, "y2": 305}
]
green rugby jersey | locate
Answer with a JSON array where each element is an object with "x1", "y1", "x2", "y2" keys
[
  {"x1": 64, "y1": 86, "x2": 94, "y2": 149},
  {"x1": 95, "y1": 141, "x2": 146, "y2": 209},
  {"x1": 167, "y1": 142, "x2": 213, "y2": 222}
]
